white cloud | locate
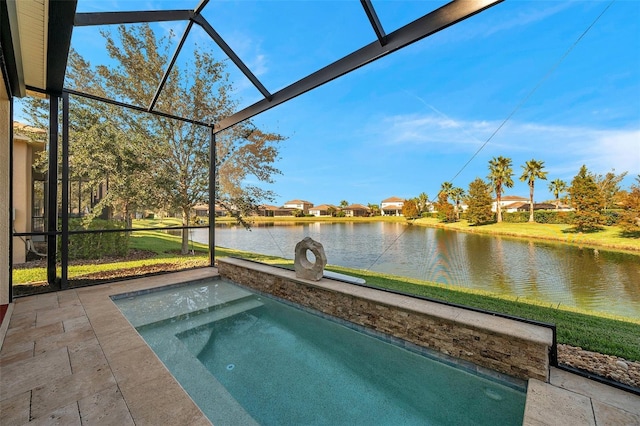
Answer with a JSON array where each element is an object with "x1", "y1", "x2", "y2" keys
[
  {"x1": 373, "y1": 113, "x2": 640, "y2": 177},
  {"x1": 482, "y1": 2, "x2": 575, "y2": 37}
]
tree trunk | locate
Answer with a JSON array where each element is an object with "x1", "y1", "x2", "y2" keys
[
  {"x1": 181, "y1": 207, "x2": 190, "y2": 255},
  {"x1": 125, "y1": 203, "x2": 133, "y2": 229},
  {"x1": 529, "y1": 182, "x2": 535, "y2": 223},
  {"x1": 496, "y1": 191, "x2": 502, "y2": 223}
]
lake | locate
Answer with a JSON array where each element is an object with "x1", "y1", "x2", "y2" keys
[{"x1": 189, "y1": 222, "x2": 640, "y2": 320}]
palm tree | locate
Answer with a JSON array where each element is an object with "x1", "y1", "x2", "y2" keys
[
  {"x1": 487, "y1": 156, "x2": 514, "y2": 223},
  {"x1": 548, "y1": 178, "x2": 567, "y2": 211},
  {"x1": 440, "y1": 181, "x2": 453, "y2": 199},
  {"x1": 450, "y1": 187, "x2": 466, "y2": 221},
  {"x1": 417, "y1": 192, "x2": 429, "y2": 215},
  {"x1": 519, "y1": 159, "x2": 548, "y2": 222}
]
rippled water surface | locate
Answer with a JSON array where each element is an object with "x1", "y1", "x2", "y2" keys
[{"x1": 191, "y1": 222, "x2": 640, "y2": 319}]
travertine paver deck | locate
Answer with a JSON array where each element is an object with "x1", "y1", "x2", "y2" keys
[
  {"x1": 1, "y1": 268, "x2": 217, "y2": 425},
  {"x1": 1, "y1": 267, "x2": 639, "y2": 425}
]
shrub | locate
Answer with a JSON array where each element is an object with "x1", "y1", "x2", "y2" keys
[
  {"x1": 502, "y1": 212, "x2": 528, "y2": 223},
  {"x1": 602, "y1": 210, "x2": 621, "y2": 226},
  {"x1": 63, "y1": 219, "x2": 129, "y2": 260},
  {"x1": 533, "y1": 210, "x2": 574, "y2": 224}
]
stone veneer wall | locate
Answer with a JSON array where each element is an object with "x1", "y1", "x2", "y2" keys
[{"x1": 218, "y1": 257, "x2": 553, "y2": 382}]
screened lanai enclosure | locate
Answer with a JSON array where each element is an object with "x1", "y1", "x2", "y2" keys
[{"x1": 3, "y1": 0, "x2": 503, "y2": 300}]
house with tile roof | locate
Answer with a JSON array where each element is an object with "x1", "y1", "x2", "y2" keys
[
  {"x1": 380, "y1": 196, "x2": 405, "y2": 216},
  {"x1": 492, "y1": 195, "x2": 528, "y2": 212},
  {"x1": 309, "y1": 204, "x2": 337, "y2": 217},
  {"x1": 343, "y1": 204, "x2": 371, "y2": 217},
  {"x1": 283, "y1": 199, "x2": 314, "y2": 215}
]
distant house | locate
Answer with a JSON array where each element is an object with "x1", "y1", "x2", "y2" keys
[
  {"x1": 193, "y1": 204, "x2": 209, "y2": 217},
  {"x1": 255, "y1": 204, "x2": 294, "y2": 217},
  {"x1": 492, "y1": 195, "x2": 528, "y2": 212},
  {"x1": 515, "y1": 203, "x2": 557, "y2": 212},
  {"x1": 254, "y1": 204, "x2": 276, "y2": 217},
  {"x1": 502, "y1": 201, "x2": 527, "y2": 213},
  {"x1": 309, "y1": 204, "x2": 337, "y2": 217},
  {"x1": 283, "y1": 199, "x2": 314, "y2": 215},
  {"x1": 343, "y1": 204, "x2": 370, "y2": 217},
  {"x1": 381, "y1": 196, "x2": 404, "y2": 216}
]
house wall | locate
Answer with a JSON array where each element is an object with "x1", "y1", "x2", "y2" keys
[
  {"x1": 1, "y1": 84, "x2": 10, "y2": 305},
  {"x1": 283, "y1": 202, "x2": 312, "y2": 214},
  {"x1": 11, "y1": 136, "x2": 30, "y2": 264},
  {"x1": 381, "y1": 202, "x2": 403, "y2": 216},
  {"x1": 218, "y1": 257, "x2": 553, "y2": 382}
]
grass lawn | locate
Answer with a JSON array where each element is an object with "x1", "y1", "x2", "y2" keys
[{"x1": 414, "y1": 218, "x2": 640, "y2": 252}]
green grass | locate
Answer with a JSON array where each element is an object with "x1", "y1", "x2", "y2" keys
[{"x1": 413, "y1": 218, "x2": 640, "y2": 252}]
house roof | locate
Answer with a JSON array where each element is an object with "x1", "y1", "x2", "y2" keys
[
  {"x1": 345, "y1": 204, "x2": 370, "y2": 210},
  {"x1": 310, "y1": 204, "x2": 336, "y2": 210},
  {"x1": 284, "y1": 200, "x2": 312, "y2": 205},
  {"x1": 257, "y1": 204, "x2": 280, "y2": 211},
  {"x1": 13, "y1": 121, "x2": 46, "y2": 135},
  {"x1": 498, "y1": 195, "x2": 529, "y2": 202},
  {"x1": 504, "y1": 202, "x2": 527, "y2": 209},
  {"x1": 382, "y1": 196, "x2": 405, "y2": 203}
]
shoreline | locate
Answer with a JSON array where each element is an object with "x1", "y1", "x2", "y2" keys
[{"x1": 411, "y1": 218, "x2": 640, "y2": 254}]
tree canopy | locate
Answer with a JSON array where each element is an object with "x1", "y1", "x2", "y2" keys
[
  {"x1": 619, "y1": 175, "x2": 640, "y2": 236},
  {"x1": 465, "y1": 178, "x2": 494, "y2": 225},
  {"x1": 569, "y1": 165, "x2": 604, "y2": 232},
  {"x1": 548, "y1": 178, "x2": 567, "y2": 211},
  {"x1": 27, "y1": 24, "x2": 286, "y2": 254}
]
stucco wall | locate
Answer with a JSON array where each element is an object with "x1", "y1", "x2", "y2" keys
[
  {"x1": 218, "y1": 257, "x2": 553, "y2": 382},
  {"x1": 0, "y1": 90, "x2": 10, "y2": 304},
  {"x1": 11, "y1": 137, "x2": 28, "y2": 263}
]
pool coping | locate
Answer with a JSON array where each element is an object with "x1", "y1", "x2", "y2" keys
[{"x1": 1, "y1": 267, "x2": 639, "y2": 425}]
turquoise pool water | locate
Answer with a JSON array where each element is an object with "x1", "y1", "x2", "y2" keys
[{"x1": 113, "y1": 279, "x2": 526, "y2": 425}]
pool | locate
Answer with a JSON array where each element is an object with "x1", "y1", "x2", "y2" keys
[{"x1": 113, "y1": 278, "x2": 526, "y2": 425}]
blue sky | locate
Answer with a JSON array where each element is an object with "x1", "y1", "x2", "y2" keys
[{"x1": 18, "y1": 0, "x2": 640, "y2": 207}]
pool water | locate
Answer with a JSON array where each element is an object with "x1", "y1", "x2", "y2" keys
[{"x1": 114, "y1": 279, "x2": 526, "y2": 425}]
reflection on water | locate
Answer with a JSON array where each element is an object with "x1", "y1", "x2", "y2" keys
[{"x1": 190, "y1": 222, "x2": 640, "y2": 319}]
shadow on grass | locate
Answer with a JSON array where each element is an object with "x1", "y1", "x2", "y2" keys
[
  {"x1": 620, "y1": 230, "x2": 640, "y2": 239},
  {"x1": 561, "y1": 227, "x2": 604, "y2": 234},
  {"x1": 13, "y1": 264, "x2": 210, "y2": 298}
]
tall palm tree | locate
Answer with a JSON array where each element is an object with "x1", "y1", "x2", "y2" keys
[
  {"x1": 520, "y1": 159, "x2": 548, "y2": 222},
  {"x1": 450, "y1": 187, "x2": 466, "y2": 221},
  {"x1": 417, "y1": 192, "x2": 429, "y2": 215},
  {"x1": 487, "y1": 156, "x2": 514, "y2": 223},
  {"x1": 440, "y1": 181, "x2": 453, "y2": 199},
  {"x1": 548, "y1": 178, "x2": 567, "y2": 211}
]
